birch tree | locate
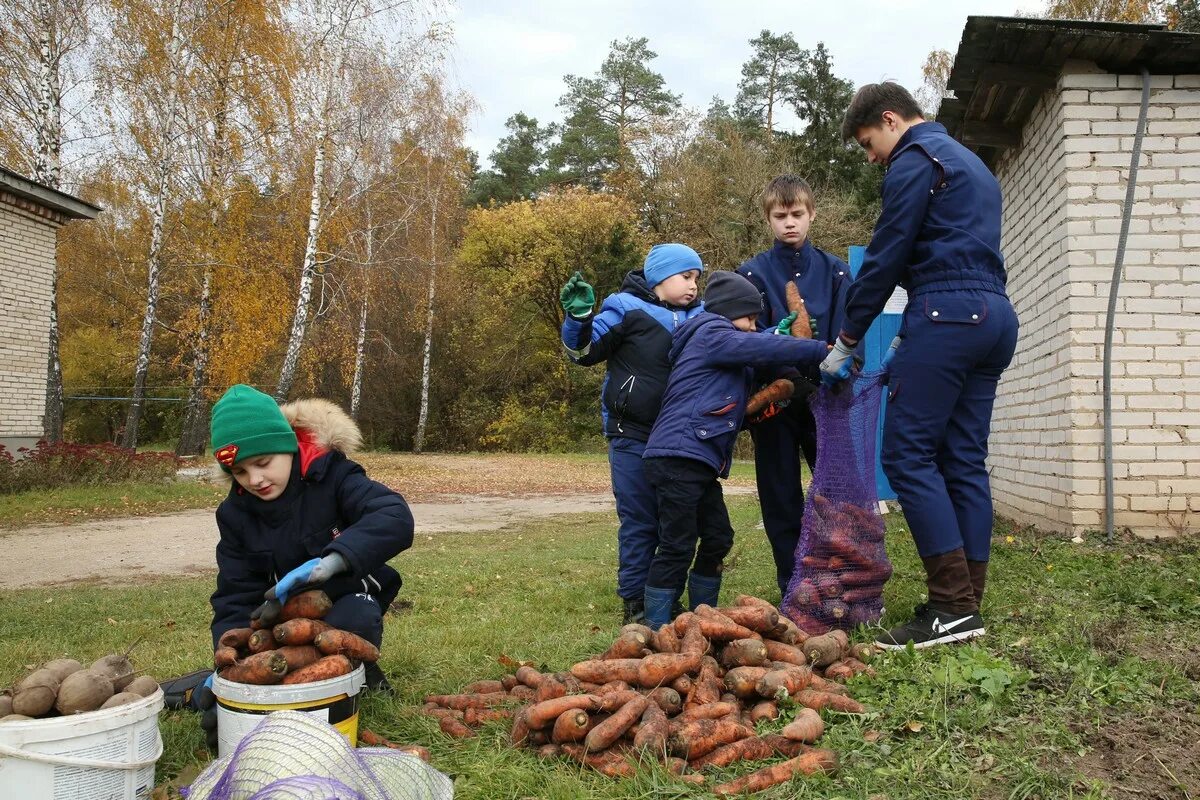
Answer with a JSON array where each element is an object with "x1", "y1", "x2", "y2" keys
[{"x1": 0, "y1": 0, "x2": 92, "y2": 441}]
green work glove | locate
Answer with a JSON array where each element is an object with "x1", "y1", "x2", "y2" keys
[
  {"x1": 774, "y1": 311, "x2": 798, "y2": 336},
  {"x1": 560, "y1": 271, "x2": 596, "y2": 319}
]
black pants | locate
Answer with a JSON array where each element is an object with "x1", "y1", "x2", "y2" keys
[
  {"x1": 643, "y1": 456, "x2": 734, "y2": 591},
  {"x1": 749, "y1": 401, "x2": 816, "y2": 596}
]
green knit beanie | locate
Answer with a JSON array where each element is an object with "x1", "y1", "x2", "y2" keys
[{"x1": 210, "y1": 384, "x2": 298, "y2": 472}]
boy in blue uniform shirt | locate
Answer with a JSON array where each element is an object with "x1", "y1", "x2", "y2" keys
[
  {"x1": 640, "y1": 271, "x2": 830, "y2": 629},
  {"x1": 825, "y1": 82, "x2": 1019, "y2": 649},
  {"x1": 737, "y1": 175, "x2": 852, "y2": 600},
  {"x1": 560, "y1": 244, "x2": 705, "y2": 624}
]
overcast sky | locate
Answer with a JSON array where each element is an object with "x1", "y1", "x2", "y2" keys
[{"x1": 444, "y1": 0, "x2": 1046, "y2": 166}]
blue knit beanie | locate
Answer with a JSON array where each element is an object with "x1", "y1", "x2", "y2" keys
[{"x1": 643, "y1": 243, "x2": 704, "y2": 288}]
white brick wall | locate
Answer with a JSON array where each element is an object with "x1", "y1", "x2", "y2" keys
[
  {"x1": 991, "y1": 63, "x2": 1200, "y2": 538},
  {"x1": 0, "y1": 196, "x2": 59, "y2": 440}
]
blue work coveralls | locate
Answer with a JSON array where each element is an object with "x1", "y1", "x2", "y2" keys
[
  {"x1": 841, "y1": 121, "x2": 1019, "y2": 564},
  {"x1": 737, "y1": 241, "x2": 851, "y2": 596}
]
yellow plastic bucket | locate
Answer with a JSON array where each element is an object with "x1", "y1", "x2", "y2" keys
[{"x1": 212, "y1": 665, "x2": 365, "y2": 758}]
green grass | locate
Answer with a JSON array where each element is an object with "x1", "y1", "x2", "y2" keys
[
  {"x1": 1, "y1": 501, "x2": 1197, "y2": 798},
  {"x1": 0, "y1": 479, "x2": 226, "y2": 528}
]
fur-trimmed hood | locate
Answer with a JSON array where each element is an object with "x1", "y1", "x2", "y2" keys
[{"x1": 281, "y1": 398, "x2": 362, "y2": 455}]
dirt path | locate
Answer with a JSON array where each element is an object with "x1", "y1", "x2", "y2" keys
[{"x1": 0, "y1": 487, "x2": 755, "y2": 589}]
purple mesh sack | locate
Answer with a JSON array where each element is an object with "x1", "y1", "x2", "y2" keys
[{"x1": 781, "y1": 371, "x2": 892, "y2": 633}]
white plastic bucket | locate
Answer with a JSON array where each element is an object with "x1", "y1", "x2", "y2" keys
[
  {"x1": 213, "y1": 665, "x2": 365, "y2": 758},
  {"x1": 0, "y1": 688, "x2": 164, "y2": 800}
]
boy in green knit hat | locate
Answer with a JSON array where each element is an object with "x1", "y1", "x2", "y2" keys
[{"x1": 164, "y1": 384, "x2": 413, "y2": 750}]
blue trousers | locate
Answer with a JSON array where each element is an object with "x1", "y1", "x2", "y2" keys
[
  {"x1": 749, "y1": 403, "x2": 817, "y2": 597},
  {"x1": 609, "y1": 437, "x2": 660, "y2": 600},
  {"x1": 324, "y1": 592, "x2": 385, "y2": 648},
  {"x1": 882, "y1": 290, "x2": 1018, "y2": 562},
  {"x1": 642, "y1": 456, "x2": 734, "y2": 591}
]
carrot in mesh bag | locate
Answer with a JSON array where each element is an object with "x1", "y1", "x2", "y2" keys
[{"x1": 782, "y1": 372, "x2": 892, "y2": 632}]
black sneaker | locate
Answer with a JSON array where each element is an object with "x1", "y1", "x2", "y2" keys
[
  {"x1": 159, "y1": 669, "x2": 212, "y2": 710},
  {"x1": 363, "y1": 662, "x2": 394, "y2": 694},
  {"x1": 622, "y1": 598, "x2": 646, "y2": 625},
  {"x1": 875, "y1": 604, "x2": 985, "y2": 650}
]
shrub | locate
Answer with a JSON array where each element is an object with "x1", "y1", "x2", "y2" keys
[{"x1": 0, "y1": 440, "x2": 181, "y2": 494}]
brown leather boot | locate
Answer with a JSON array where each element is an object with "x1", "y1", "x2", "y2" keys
[
  {"x1": 921, "y1": 548, "x2": 978, "y2": 614},
  {"x1": 967, "y1": 560, "x2": 988, "y2": 608}
]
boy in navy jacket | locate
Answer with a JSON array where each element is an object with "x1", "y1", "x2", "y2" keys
[
  {"x1": 640, "y1": 272, "x2": 829, "y2": 629},
  {"x1": 826, "y1": 82, "x2": 1019, "y2": 650},
  {"x1": 737, "y1": 175, "x2": 851, "y2": 600},
  {"x1": 560, "y1": 244, "x2": 705, "y2": 624}
]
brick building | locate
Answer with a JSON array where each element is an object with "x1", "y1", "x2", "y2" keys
[
  {"x1": 938, "y1": 17, "x2": 1200, "y2": 538},
  {"x1": 0, "y1": 167, "x2": 100, "y2": 451}
]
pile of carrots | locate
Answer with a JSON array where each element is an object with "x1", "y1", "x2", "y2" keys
[
  {"x1": 215, "y1": 590, "x2": 379, "y2": 685},
  {"x1": 420, "y1": 595, "x2": 874, "y2": 796}
]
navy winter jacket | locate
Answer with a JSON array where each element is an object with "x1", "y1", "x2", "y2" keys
[
  {"x1": 561, "y1": 270, "x2": 704, "y2": 441},
  {"x1": 842, "y1": 121, "x2": 1007, "y2": 341},
  {"x1": 737, "y1": 239, "x2": 851, "y2": 345},
  {"x1": 210, "y1": 401, "x2": 413, "y2": 649},
  {"x1": 643, "y1": 313, "x2": 829, "y2": 477}
]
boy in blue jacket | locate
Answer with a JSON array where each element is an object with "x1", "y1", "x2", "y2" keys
[
  {"x1": 737, "y1": 175, "x2": 851, "y2": 601},
  {"x1": 640, "y1": 271, "x2": 830, "y2": 629},
  {"x1": 165, "y1": 385, "x2": 413, "y2": 748},
  {"x1": 826, "y1": 83, "x2": 1019, "y2": 649},
  {"x1": 560, "y1": 244, "x2": 705, "y2": 624}
]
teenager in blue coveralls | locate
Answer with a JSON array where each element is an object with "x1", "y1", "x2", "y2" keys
[
  {"x1": 737, "y1": 175, "x2": 851, "y2": 601},
  {"x1": 560, "y1": 244, "x2": 705, "y2": 624},
  {"x1": 823, "y1": 83, "x2": 1019, "y2": 650}
]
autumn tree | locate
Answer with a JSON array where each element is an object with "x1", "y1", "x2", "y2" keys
[
  {"x1": 734, "y1": 30, "x2": 805, "y2": 138},
  {"x1": 916, "y1": 49, "x2": 954, "y2": 118},
  {"x1": 1042, "y1": 0, "x2": 1166, "y2": 21}
]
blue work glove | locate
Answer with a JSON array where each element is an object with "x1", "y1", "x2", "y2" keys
[
  {"x1": 880, "y1": 336, "x2": 902, "y2": 370},
  {"x1": 820, "y1": 337, "x2": 858, "y2": 388},
  {"x1": 195, "y1": 673, "x2": 217, "y2": 752},
  {"x1": 272, "y1": 557, "x2": 323, "y2": 604},
  {"x1": 774, "y1": 311, "x2": 798, "y2": 336}
]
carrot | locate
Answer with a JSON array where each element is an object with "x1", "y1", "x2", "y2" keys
[
  {"x1": 713, "y1": 748, "x2": 837, "y2": 795},
  {"x1": 802, "y1": 632, "x2": 847, "y2": 668},
  {"x1": 670, "y1": 716, "x2": 755, "y2": 760},
  {"x1": 525, "y1": 694, "x2": 602, "y2": 729},
  {"x1": 248, "y1": 629, "x2": 278, "y2": 653},
  {"x1": 633, "y1": 701, "x2": 669, "y2": 753},
  {"x1": 849, "y1": 643, "x2": 875, "y2": 663},
  {"x1": 515, "y1": 665, "x2": 544, "y2": 689},
  {"x1": 534, "y1": 743, "x2": 561, "y2": 759},
  {"x1": 560, "y1": 743, "x2": 635, "y2": 778},
  {"x1": 823, "y1": 661, "x2": 855, "y2": 682},
  {"x1": 218, "y1": 628, "x2": 253, "y2": 649},
  {"x1": 653, "y1": 623, "x2": 680, "y2": 654},
  {"x1": 279, "y1": 654, "x2": 352, "y2": 685},
  {"x1": 439, "y1": 716, "x2": 476, "y2": 738},
  {"x1": 794, "y1": 689, "x2": 865, "y2": 713},
  {"x1": 724, "y1": 666, "x2": 770, "y2": 699},
  {"x1": 527, "y1": 729, "x2": 550, "y2": 747},
  {"x1": 464, "y1": 706, "x2": 513, "y2": 726},
  {"x1": 764, "y1": 640, "x2": 808, "y2": 666},
  {"x1": 693, "y1": 605, "x2": 759, "y2": 641},
  {"x1": 595, "y1": 680, "x2": 633, "y2": 695},
  {"x1": 600, "y1": 630, "x2": 649, "y2": 660},
  {"x1": 273, "y1": 618, "x2": 332, "y2": 646},
  {"x1": 508, "y1": 684, "x2": 536, "y2": 701},
  {"x1": 781, "y1": 707, "x2": 825, "y2": 743},
  {"x1": 598, "y1": 689, "x2": 642, "y2": 713},
  {"x1": 672, "y1": 701, "x2": 740, "y2": 726},
  {"x1": 637, "y1": 652, "x2": 703, "y2": 688},
  {"x1": 646, "y1": 686, "x2": 682, "y2": 716},
  {"x1": 843, "y1": 657, "x2": 876, "y2": 677},
  {"x1": 717, "y1": 605, "x2": 780, "y2": 634},
  {"x1": 745, "y1": 379, "x2": 795, "y2": 417},
  {"x1": 275, "y1": 645, "x2": 322, "y2": 672},
  {"x1": 359, "y1": 728, "x2": 431, "y2": 761},
  {"x1": 313, "y1": 629, "x2": 380, "y2": 662},
  {"x1": 672, "y1": 674, "x2": 694, "y2": 696},
  {"x1": 680, "y1": 618, "x2": 709, "y2": 656},
  {"x1": 841, "y1": 586, "x2": 884, "y2": 604},
  {"x1": 510, "y1": 709, "x2": 532, "y2": 745},
  {"x1": 734, "y1": 594, "x2": 774, "y2": 609},
  {"x1": 570, "y1": 658, "x2": 642, "y2": 685},
  {"x1": 686, "y1": 659, "x2": 723, "y2": 708},
  {"x1": 756, "y1": 666, "x2": 813, "y2": 700},
  {"x1": 621, "y1": 622, "x2": 655, "y2": 641},
  {"x1": 535, "y1": 674, "x2": 566, "y2": 702},
  {"x1": 749, "y1": 700, "x2": 779, "y2": 723},
  {"x1": 279, "y1": 589, "x2": 332, "y2": 621},
  {"x1": 784, "y1": 280, "x2": 814, "y2": 338},
  {"x1": 551, "y1": 708, "x2": 592, "y2": 743},
  {"x1": 556, "y1": 671, "x2": 584, "y2": 694},
  {"x1": 463, "y1": 679, "x2": 505, "y2": 694},
  {"x1": 719, "y1": 638, "x2": 769, "y2": 669},
  {"x1": 689, "y1": 734, "x2": 775, "y2": 769},
  {"x1": 500, "y1": 674, "x2": 519, "y2": 691},
  {"x1": 424, "y1": 691, "x2": 511, "y2": 711},
  {"x1": 420, "y1": 705, "x2": 464, "y2": 721},
  {"x1": 219, "y1": 651, "x2": 287, "y2": 685},
  {"x1": 808, "y1": 673, "x2": 849, "y2": 696},
  {"x1": 213, "y1": 646, "x2": 238, "y2": 668},
  {"x1": 585, "y1": 694, "x2": 648, "y2": 751}
]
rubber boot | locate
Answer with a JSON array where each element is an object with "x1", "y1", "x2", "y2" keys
[
  {"x1": 921, "y1": 548, "x2": 978, "y2": 614},
  {"x1": 687, "y1": 572, "x2": 722, "y2": 611},
  {"x1": 967, "y1": 560, "x2": 989, "y2": 608},
  {"x1": 643, "y1": 585, "x2": 676, "y2": 631}
]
